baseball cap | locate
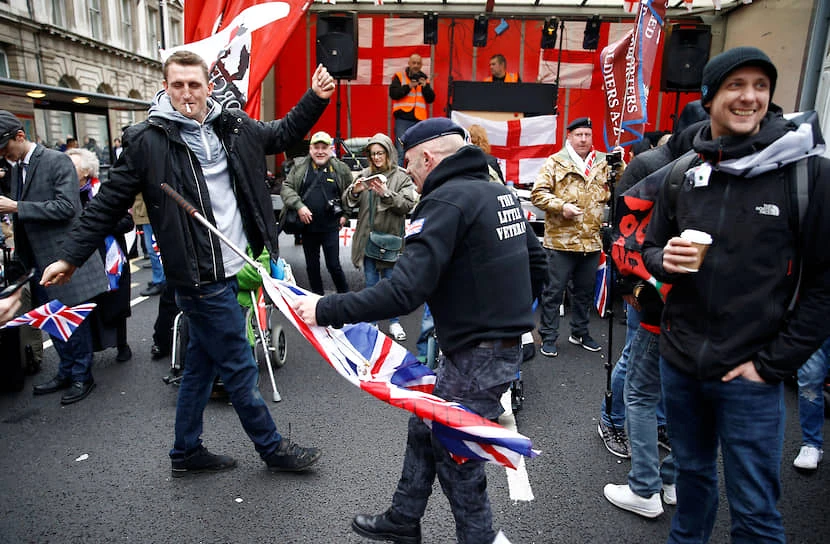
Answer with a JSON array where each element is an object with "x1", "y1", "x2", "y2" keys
[
  {"x1": 310, "y1": 131, "x2": 333, "y2": 145},
  {"x1": 0, "y1": 110, "x2": 23, "y2": 148}
]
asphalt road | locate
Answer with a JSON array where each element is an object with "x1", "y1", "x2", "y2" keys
[{"x1": 0, "y1": 235, "x2": 828, "y2": 544}]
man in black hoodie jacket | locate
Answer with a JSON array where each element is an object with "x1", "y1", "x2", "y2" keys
[
  {"x1": 643, "y1": 47, "x2": 830, "y2": 542},
  {"x1": 293, "y1": 118, "x2": 546, "y2": 543}
]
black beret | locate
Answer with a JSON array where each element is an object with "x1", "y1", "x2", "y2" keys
[
  {"x1": 0, "y1": 110, "x2": 23, "y2": 147},
  {"x1": 400, "y1": 118, "x2": 466, "y2": 152},
  {"x1": 700, "y1": 47, "x2": 777, "y2": 106},
  {"x1": 566, "y1": 117, "x2": 592, "y2": 131}
]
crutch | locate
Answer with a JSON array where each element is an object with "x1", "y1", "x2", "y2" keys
[
  {"x1": 252, "y1": 287, "x2": 281, "y2": 402},
  {"x1": 160, "y1": 183, "x2": 281, "y2": 401}
]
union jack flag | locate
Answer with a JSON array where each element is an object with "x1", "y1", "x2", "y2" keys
[
  {"x1": 1, "y1": 300, "x2": 96, "y2": 342},
  {"x1": 104, "y1": 235, "x2": 126, "y2": 291},
  {"x1": 594, "y1": 252, "x2": 609, "y2": 318},
  {"x1": 262, "y1": 278, "x2": 539, "y2": 469}
]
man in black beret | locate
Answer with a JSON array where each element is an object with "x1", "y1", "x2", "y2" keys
[
  {"x1": 642, "y1": 46, "x2": 830, "y2": 541},
  {"x1": 531, "y1": 116, "x2": 625, "y2": 360},
  {"x1": 293, "y1": 117, "x2": 546, "y2": 543}
]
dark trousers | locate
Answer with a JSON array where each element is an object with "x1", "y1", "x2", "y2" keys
[
  {"x1": 389, "y1": 342, "x2": 521, "y2": 543},
  {"x1": 301, "y1": 230, "x2": 349, "y2": 295},
  {"x1": 539, "y1": 248, "x2": 600, "y2": 342},
  {"x1": 153, "y1": 282, "x2": 178, "y2": 352}
]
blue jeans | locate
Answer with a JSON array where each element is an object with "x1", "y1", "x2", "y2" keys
[
  {"x1": 170, "y1": 278, "x2": 281, "y2": 458},
  {"x1": 797, "y1": 337, "x2": 830, "y2": 448},
  {"x1": 302, "y1": 230, "x2": 349, "y2": 295},
  {"x1": 539, "y1": 249, "x2": 599, "y2": 342},
  {"x1": 141, "y1": 223, "x2": 165, "y2": 285},
  {"x1": 364, "y1": 257, "x2": 398, "y2": 325},
  {"x1": 602, "y1": 303, "x2": 667, "y2": 428},
  {"x1": 33, "y1": 281, "x2": 94, "y2": 382},
  {"x1": 661, "y1": 358, "x2": 785, "y2": 544},
  {"x1": 415, "y1": 304, "x2": 434, "y2": 359},
  {"x1": 625, "y1": 326, "x2": 675, "y2": 497},
  {"x1": 394, "y1": 118, "x2": 418, "y2": 165},
  {"x1": 390, "y1": 341, "x2": 521, "y2": 543}
]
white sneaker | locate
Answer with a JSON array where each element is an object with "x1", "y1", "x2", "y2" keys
[
  {"x1": 603, "y1": 484, "x2": 664, "y2": 518},
  {"x1": 662, "y1": 484, "x2": 677, "y2": 505},
  {"x1": 389, "y1": 322, "x2": 407, "y2": 341},
  {"x1": 793, "y1": 445, "x2": 823, "y2": 470}
]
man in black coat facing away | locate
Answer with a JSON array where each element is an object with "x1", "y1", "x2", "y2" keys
[{"x1": 293, "y1": 118, "x2": 547, "y2": 543}]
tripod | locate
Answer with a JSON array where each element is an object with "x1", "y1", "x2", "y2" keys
[
  {"x1": 331, "y1": 80, "x2": 362, "y2": 170},
  {"x1": 602, "y1": 153, "x2": 623, "y2": 435}
]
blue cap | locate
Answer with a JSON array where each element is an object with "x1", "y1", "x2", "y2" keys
[{"x1": 400, "y1": 118, "x2": 466, "y2": 152}]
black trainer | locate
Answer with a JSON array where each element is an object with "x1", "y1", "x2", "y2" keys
[
  {"x1": 171, "y1": 445, "x2": 237, "y2": 478},
  {"x1": 540, "y1": 340, "x2": 558, "y2": 357},
  {"x1": 264, "y1": 439, "x2": 321, "y2": 472},
  {"x1": 597, "y1": 421, "x2": 630, "y2": 459},
  {"x1": 351, "y1": 509, "x2": 421, "y2": 544},
  {"x1": 569, "y1": 334, "x2": 602, "y2": 352}
]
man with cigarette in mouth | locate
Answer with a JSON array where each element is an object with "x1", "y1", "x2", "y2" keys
[
  {"x1": 642, "y1": 47, "x2": 830, "y2": 542},
  {"x1": 41, "y1": 50, "x2": 336, "y2": 476}
]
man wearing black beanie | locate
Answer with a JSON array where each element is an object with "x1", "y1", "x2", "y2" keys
[{"x1": 643, "y1": 46, "x2": 830, "y2": 542}]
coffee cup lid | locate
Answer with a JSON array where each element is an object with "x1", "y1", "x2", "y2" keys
[{"x1": 681, "y1": 229, "x2": 712, "y2": 244}]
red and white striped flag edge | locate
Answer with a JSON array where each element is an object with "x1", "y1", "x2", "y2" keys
[{"x1": 261, "y1": 274, "x2": 540, "y2": 468}]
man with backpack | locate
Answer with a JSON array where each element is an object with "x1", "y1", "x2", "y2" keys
[{"x1": 642, "y1": 47, "x2": 830, "y2": 542}]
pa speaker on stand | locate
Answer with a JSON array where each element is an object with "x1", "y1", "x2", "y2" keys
[{"x1": 316, "y1": 12, "x2": 358, "y2": 80}]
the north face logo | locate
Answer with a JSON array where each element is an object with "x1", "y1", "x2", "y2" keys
[{"x1": 755, "y1": 203, "x2": 780, "y2": 217}]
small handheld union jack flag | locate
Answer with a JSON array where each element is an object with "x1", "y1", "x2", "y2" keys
[{"x1": 1, "y1": 300, "x2": 96, "y2": 342}]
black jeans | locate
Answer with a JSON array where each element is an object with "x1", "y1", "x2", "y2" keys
[{"x1": 301, "y1": 229, "x2": 349, "y2": 295}]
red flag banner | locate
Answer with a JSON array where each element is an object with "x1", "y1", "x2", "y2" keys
[
  {"x1": 599, "y1": 0, "x2": 667, "y2": 150},
  {"x1": 175, "y1": 0, "x2": 311, "y2": 119}
]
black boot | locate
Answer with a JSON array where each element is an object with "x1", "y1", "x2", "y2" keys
[{"x1": 351, "y1": 509, "x2": 421, "y2": 544}]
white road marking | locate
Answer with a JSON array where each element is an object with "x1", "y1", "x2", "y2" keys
[{"x1": 499, "y1": 390, "x2": 535, "y2": 502}]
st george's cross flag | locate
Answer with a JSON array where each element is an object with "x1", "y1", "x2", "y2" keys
[
  {"x1": 1, "y1": 300, "x2": 96, "y2": 342},
  {"x1": 173, "y1": 1, "x2": 311, "y2": 119},
  {"x1": 451, "y1": 111, "x2": 557, "y2": 187},
  {"x1": 263, "y1": 279, "x2": 539, "y2": 469}
]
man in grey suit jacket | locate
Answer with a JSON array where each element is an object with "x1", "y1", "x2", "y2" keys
[{"x1": 0, "y1": 110, "x2": 108, "y2": 405}]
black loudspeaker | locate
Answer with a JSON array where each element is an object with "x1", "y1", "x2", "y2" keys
[
  {"x1": 583, "y1": 16, "x2": 601, "y2": 50},
  {"x1": 316, "y1": 13, "x2": 358, "y2": 80},
  {"x1": 473, "y1": 16, "x2": 488, "y2": 47},
  {"x1": 541, "y1": 18, "x2": 558, "y2": 49},
  {"x1": 660, "y1": 24, "x2": 712, "y2": 92},
  {"x1": 424, "y1": 13, "x2": 438, "y2": 45}
]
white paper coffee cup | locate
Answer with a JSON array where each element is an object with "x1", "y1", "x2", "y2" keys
[{"x1": 680, "y1": 229, "x2": 712, "y2": 272}]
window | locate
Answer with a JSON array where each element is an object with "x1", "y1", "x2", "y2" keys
[
  {"x1": 88, "y1": 0, "x2": 102, "y2": 40},
  {"x1": 147, "y1": 5, "x2": 160, "y2": 50},
  {"x1": 50, "y1": 0, "x2": 66, "y2": 26},
  {"x1": 0, "y1": 48, "x2": 8, "y2": 79},
  {"x1": 121, "y1": 0, "x2": 133, "y2": 50},
  {"x1": 169, "y1": 18, "x2": 182, "y2": 47}
]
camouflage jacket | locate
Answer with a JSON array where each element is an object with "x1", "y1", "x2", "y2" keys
[{"x1": 530, "y1": 147, "x2": 622, "y2": 252}]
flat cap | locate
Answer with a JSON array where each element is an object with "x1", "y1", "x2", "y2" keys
[
  {"x1": 400, "y1": 118, "x2": 466, "y2": 152},
  {"x1": 566, "y1": 117, "x2": 592, "y2": 131},
  {"x1": 0, "y1": 110, "x2": 23, "y2": 147}
]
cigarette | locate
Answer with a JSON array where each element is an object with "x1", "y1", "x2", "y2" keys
[{"x1": 185, "y1": 103, "x2": 192, "y2": 113}]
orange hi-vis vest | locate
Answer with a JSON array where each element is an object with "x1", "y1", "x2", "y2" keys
[
  {"x1": 392, "y1": 71, "x2": 428, "y2": 121},
  {"x1": 485, "y1": 73, "x2": 519, "y2": 83}
]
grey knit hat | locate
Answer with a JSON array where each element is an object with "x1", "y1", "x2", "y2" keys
[{"x1": 700, "y1": 46, "x2": 777, "y2": 106}]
